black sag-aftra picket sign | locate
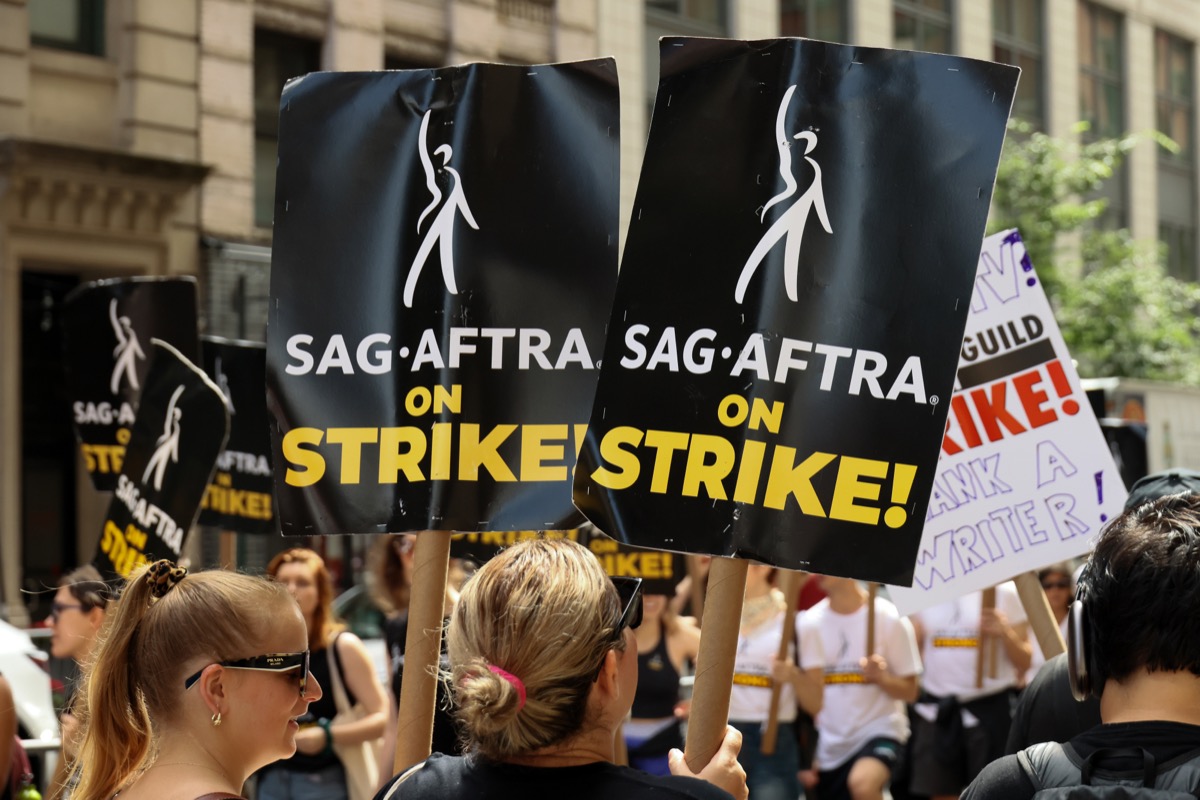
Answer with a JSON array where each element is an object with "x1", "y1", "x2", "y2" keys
[
  {"x1": 197, "y1": 336, "x2": 275, "y2": 534},
  {"x1": 573, "y1": 38, "x2": 1019, "y2": 586},
  {"x1": 267, "y1": 60, "x2": 620, "y2": 536},
  {"x1": 447, "y1": 527, "x2": 685, "y2": 595},
  {"x1": 95, "y1": 340, "x2": 230, "y2": 581},
  {"x1": 62, "y1": 277, "x2": 200, "y2": 491}
]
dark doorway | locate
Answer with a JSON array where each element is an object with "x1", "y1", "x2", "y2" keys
[{"x1": 21, "y1": 270, "x2": 82, "y2": 620}]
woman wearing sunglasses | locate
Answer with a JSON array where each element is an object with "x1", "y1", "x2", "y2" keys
[
  {"x1": 71, "y1": 560, "x2": 322, "y2": 800},
  {"x1": 376, "y1": 537, "x2": 747, "y2": 800},
  {"x1": 1023, "y1": 563, "x2": 1074, "y2": 684},
  {"x1": 44, "y1": 565, "x2": 112, "y2": 800}
]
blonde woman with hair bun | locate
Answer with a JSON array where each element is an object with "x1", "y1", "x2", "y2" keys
[
  {"x1": 376, "y1": 538, "x2": 747, "y2": 800},
  {"x1": 71, "y1": 560, "x2": 322, "y2": 800}
]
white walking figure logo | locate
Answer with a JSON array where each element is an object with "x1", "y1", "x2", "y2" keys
[
  {"x1": 143, "y1": 385, "x2": 183, "y2": 492},
  {"x1": 735, "y1": 85, "x2": 833, "y2": 305},
  {"x1": 403, "y1": 110, "x2": 479, "y2": 308},
  {"x1": 214, "y1": 356, "x2": 235, "y2": 415},
  {"x1": 109, "y1": 298, "x2": 145, "y2": 394}
]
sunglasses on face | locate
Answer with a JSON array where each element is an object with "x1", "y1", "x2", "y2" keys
[
  {"x1": 184, "y1": 651, "x2": 311, "y2": 696},
  {"x1": 1042, "y1": 581, "x2": 1071, "y2": 590},
  {"x1": 592, "y1": 577, "x2": 643, "y2": 681},
  {"x1": 49, "y1": 602, "x2": 85, "y2": 622}
]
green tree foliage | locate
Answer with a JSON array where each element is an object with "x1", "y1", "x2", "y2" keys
[{"x1": 987, "y1": 120, "x2": 1200, "y2": 384}]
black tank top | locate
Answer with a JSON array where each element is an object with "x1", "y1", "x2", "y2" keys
[{"x1": 631, "y1": 623, "x2": 681, "y2": 719}]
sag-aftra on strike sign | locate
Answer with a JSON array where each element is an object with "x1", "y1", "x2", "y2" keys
[
  {"x1": 266, "y1": 60, "x2": 619, "y2": 535},
  {"x1": 573, "y1": 38, "x2": 1019, "y2": 586}
]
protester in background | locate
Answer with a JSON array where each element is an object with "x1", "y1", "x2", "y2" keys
[
  {"x1": 728, "y1": 564, "x2": 823, "y2": 800},
  {"x1": 258, "y1": 549, "x2": 387, "y2": 800},
  {"x1": 908, "y1": 582, "x2": 1030, "y2": 800},
  {"x1": 71, "y1": 560, "x2": 321, "y2": 800},
  {"x1": 1004, "y1": 468, "x2": 1200, "y2": 754},
  {"x1": 625, "y1": 591, "x2": 701, "y2": 775},
  {"x1": 1, "y1": 673, "x2": 16, "y2": 800},
  {"x1": 372, "y1": 534, "x2": 462, "y2": 778},
  {"x1": 375, "y1": 538, "x2": 747, "y2": 800},
  {"x1": 964, "y1": 492, "x2": 1200, "y2": 798},
  {"x1": 45, "y1": 566, "x2": 112, "y2": 800},
  {"x1": 802, "y1": 576, "x2": 921, "y2": 800},
  {"x1": 1023, "y1": 563, "x2": 1072, "y2": 683}
]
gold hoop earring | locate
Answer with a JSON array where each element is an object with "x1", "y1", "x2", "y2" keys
[{"x1": 211, "y1": 712, "x2": 222, "y2": 727}]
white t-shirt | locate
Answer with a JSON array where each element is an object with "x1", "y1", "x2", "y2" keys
[
  {"x1": 912, "y1": 582, "x2": 1027, "y2": 702},
  {"x1": 802, "y1": 596, "x2": 922, "y2": 770},
  {"x1": 729, "y1": 609, "x2": 825, "y2": 725}
]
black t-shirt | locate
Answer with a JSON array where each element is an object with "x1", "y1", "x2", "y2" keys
[
  {"x1": 374, "y1": 752, "x2": 734, "y2": 800},
  {"x1": 964, "y1": 721, "x2": 1200, "y2": 800},
  {"x1": 384, "y1": 613, "x2": 461, "y2": 756},
  {"x1": 1006, "y1": 653, "x2": 1102, "y2": 754}
]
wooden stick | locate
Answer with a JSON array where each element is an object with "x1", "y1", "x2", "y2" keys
[
  {"x1": 1014, "y1": 571, "x2": 1066, "y2": 660},
  {"x1": 761, "y1": 570, "x2": 805, "y2": 755},
  {"x1": 614, "y1": 722, "x2": 628, "y2": 766},
  {"x1": 393, "y1": 530, "x2": 451, "y2": 775},
  {"x1": 684, "y1": 557, "x2": 748, "y2": 773},
  {"x1": 976, "y1": 586, "x2": 996, "y2": 688},
  {"x1": 866, "y1": 583, "x2": 878, "y2": 656},
  {"x1": 218, "y1": 529, "x2": 237, "y2": 569}
]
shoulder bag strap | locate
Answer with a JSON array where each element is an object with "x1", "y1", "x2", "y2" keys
[
  {"x1": 326, "y1": 631, "x2": 351, "y2": 714},
  {"x1": 381, "y1": 762, "x2": 427, "y2": 800}
]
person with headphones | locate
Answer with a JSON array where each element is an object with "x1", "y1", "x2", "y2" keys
[
  {"x1": 1003, "y1": 468, "x2": 1200, "y2": 755},
  {"x1": 963, "y1": 491, "x2": 1200, "y2": 798}
]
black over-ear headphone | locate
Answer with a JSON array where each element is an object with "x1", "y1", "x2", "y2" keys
[{"x1": 1066, "y1": 568, "x2": 1099, "y2": 701}]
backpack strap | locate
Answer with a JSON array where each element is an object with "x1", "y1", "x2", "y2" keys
[{"x1": 1080, "y1": 748, "x2": 1157, "y2": 787}]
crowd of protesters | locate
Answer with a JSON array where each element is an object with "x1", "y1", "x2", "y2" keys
[{"x1": 5, "y1": 468, "x2": 1200, "y2": 800}]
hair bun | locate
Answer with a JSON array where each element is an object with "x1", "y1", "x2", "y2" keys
[{"x1": 147, "y1": 560, "x2": 187, "y2": 599}]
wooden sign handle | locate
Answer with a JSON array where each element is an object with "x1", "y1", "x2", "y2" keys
[
  {"x1": 1014, "y1": 571, "x2": 1065, "y2": 660},
  {"x1": 684, "y1": 557, "x2": 748, "y2": 773},
  {"x1": 761, "y1": 570, "x2": 805, "y2": 755},
  {"x1": 976, "y1": 586, "x2": 996, "y2": 689},
  {"x1": 393, "y1": 530, "x2": 451, "y2": 776}
]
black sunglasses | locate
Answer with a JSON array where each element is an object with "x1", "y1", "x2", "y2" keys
[
  {"x1": 592, "y1": 577, "x2": 643, "y2": 681},
  {"x1": 1042, "y1": 580, "x2": 1071, "y2": 590},
  {"x1": 184, "y1": 651, "x2": 311, "y2": 695},
  {"x1": 48, "y1": 601, "x2": 85, "y2": 622}
]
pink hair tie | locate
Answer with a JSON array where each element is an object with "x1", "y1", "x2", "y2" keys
[{"x1": 488, "y1": 664, "x2": 527, "y2": 710}]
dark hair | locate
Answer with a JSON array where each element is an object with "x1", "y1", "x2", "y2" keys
[
  {"x1": 59, "y1": 565, "x2": 114, "y2": 611},
  {"x1": 1083, "y1": 492, "x2": 1200, "y2": 690}
]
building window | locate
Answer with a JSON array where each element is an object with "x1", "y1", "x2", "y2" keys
[
  {"x1": 1156, "y1": 30, "x2": 1196, "y2": 280},
  {"x1": 1078, "y1": 2, "x2": 1125, "y2": 230},
  {"x1": 30, "y1": 0, "x2": 105, "y2": 56},
  {"x1": 1078, "y1": 2, "x2": 1122, "y2": 141},
  {"x1": 993, "y1": 0, "x2": 1043, "y2": 128},
  {"x1": 893, "y1": 0, "x2": 953, "y2": 54},
  {"x1": 254, "y1": 30, "x2": 321, "y2": 229},
  {"x1": 646, "y1": 0, "x2": 728, "y2": 29},
  {"x1": 780, "y1": 0, "x2": 848, "y2": 41}
]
